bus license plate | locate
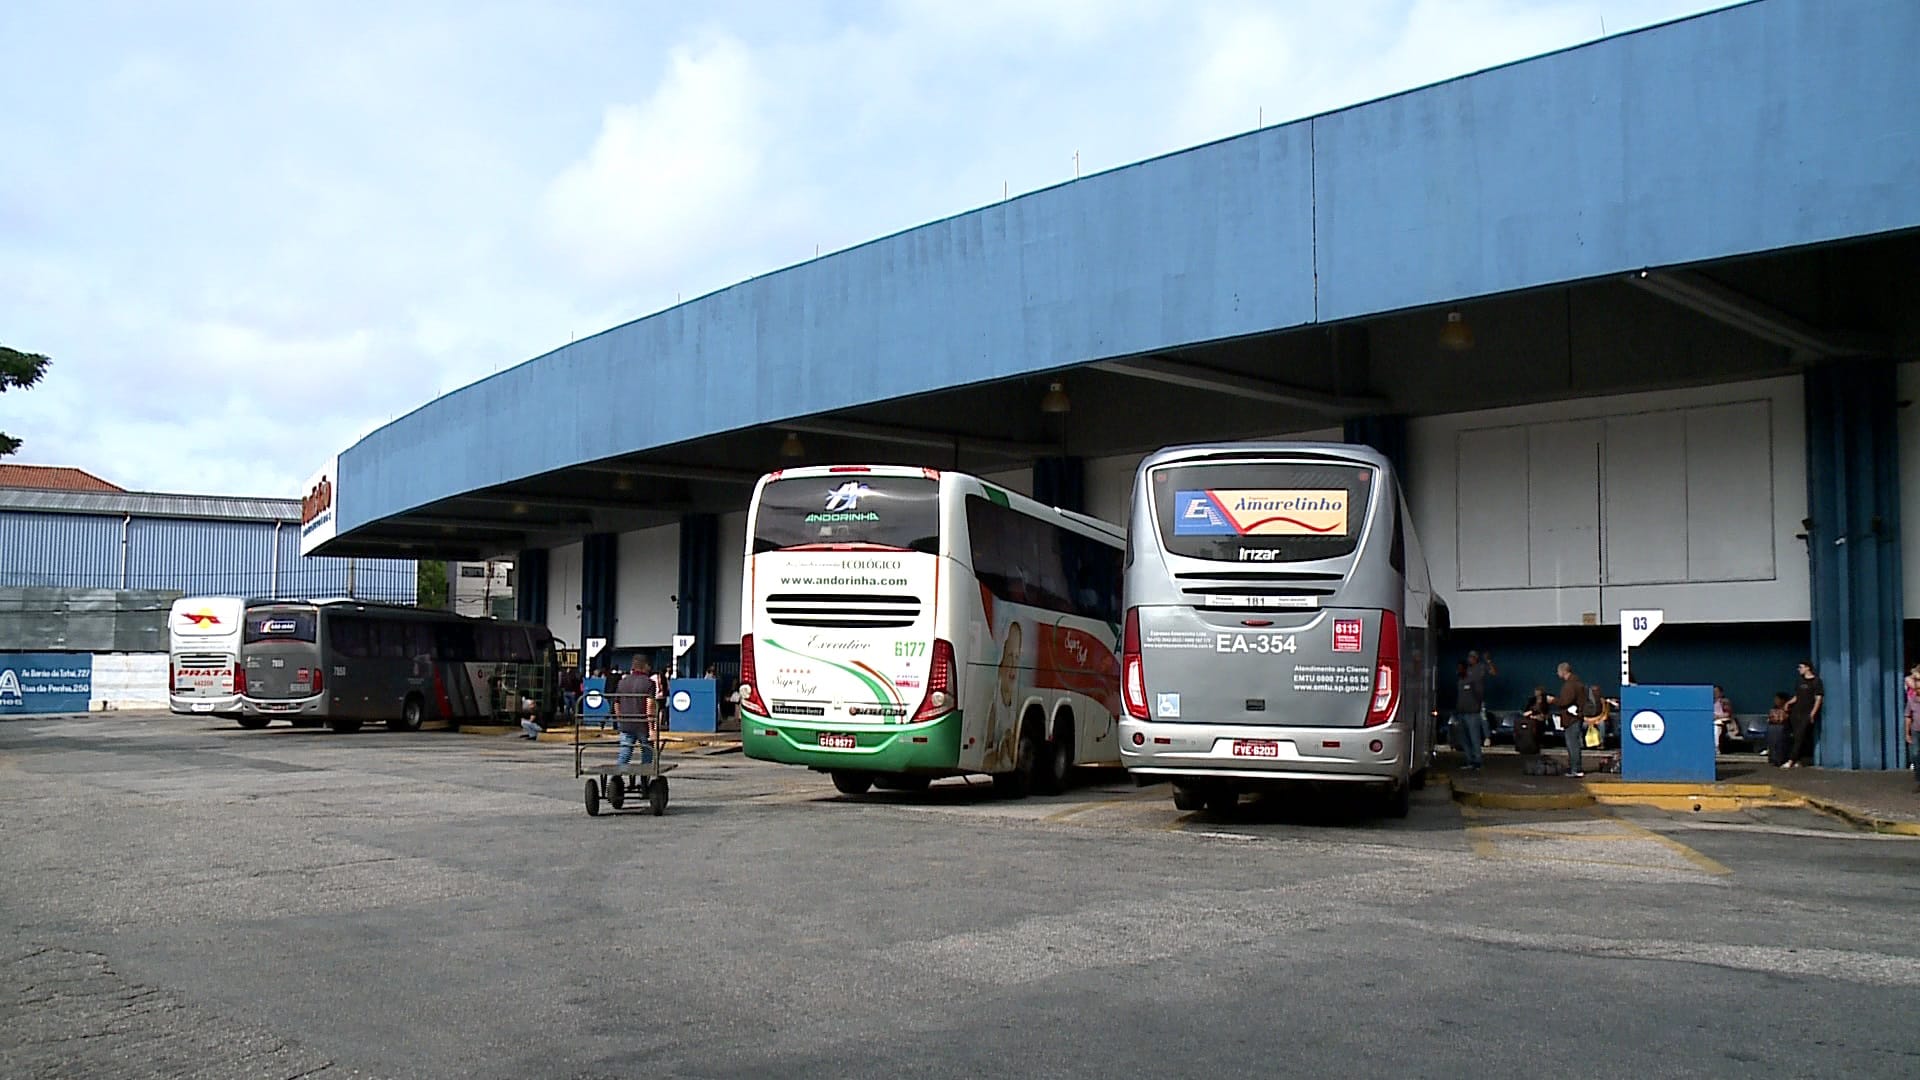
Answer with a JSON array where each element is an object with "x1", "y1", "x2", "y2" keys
[
  {"x1": 1231, "y1": 739, "x2": 1280, "y2": 758},
  {"x1": 818, "y1": 732, "x2": 857, "y2": 749}
]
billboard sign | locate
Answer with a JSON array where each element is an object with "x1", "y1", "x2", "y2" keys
[
  {"x1": 299, "y1": 455, "x2": 340, "y2": 556},
  {"x1": 0, "y1": 653, "x2": 94, "y2": 715}
]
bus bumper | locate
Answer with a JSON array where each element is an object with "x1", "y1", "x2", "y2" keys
[
  {"x1": 242, "y1": 694, "x2": 326, "y2": 718},
  {"x1": 742, "y1": 709, "x2": 964, "y2": 774},
  {"x1": 1117, "y1": 718, "x2": 1410, "y2": 787},
  {"x1": 170, "y1": 695, "x2": 243, "y2": 716}
]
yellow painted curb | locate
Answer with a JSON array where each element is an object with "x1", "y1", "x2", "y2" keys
[
  {"x1": 1797, "y1": 796, "x2": 1920, "y2": 837},
  {"x1": 1588, "y1": 781, "x2": 1777, "y2": 797}
]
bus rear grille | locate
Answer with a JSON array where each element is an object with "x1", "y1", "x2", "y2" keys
[
  {"x1": 1173, "y1": 571, "x2": 1344, "y2": 583},
  {"x1": 765, "y1": 592, "x2": 921, "y2": 629},
  {"x1": 176, "y1": 653, "x2": 229, "y2": 667}
]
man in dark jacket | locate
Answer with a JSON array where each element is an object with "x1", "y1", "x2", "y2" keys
[
  {"x1": 615, "y1": 657, "x2": 656, "y2": 767},
  {"x1": 1552, "y1": 662, "x2": 1589, "y2": 778},
  {"x1": 1784, "y1": 661, "x2": 1824, "y2": 768}
]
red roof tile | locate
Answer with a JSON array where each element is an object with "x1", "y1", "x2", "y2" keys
[{"x1": 0, "y1": 464, "x2": 125, "y2": 493}]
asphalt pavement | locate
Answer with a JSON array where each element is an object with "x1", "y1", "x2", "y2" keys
[{"x1": 3, "y1": 712, "x2": 1917, "y2": 1079}]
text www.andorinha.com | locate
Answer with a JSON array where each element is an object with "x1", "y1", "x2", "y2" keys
[{"x1": 778, "y1": 575, "x2": 910, "y2": 587}]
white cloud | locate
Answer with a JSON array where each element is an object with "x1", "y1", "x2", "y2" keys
[{"x1": 540, "y1": 34, "x2": 768, "y2": 283}]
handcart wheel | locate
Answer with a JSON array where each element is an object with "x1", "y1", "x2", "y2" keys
[
  {"x1": 607, "y1": 774, "x2": 626, "y2": 810},
  {"x1": 649, "y1": 776, "x2": 669, "y2": 816},
  {"x1": 584, "y1": 778, "x2": 602, "y2": 817}
]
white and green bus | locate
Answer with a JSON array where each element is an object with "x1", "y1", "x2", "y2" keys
[{"x1": 739, "y1": 465, "x2": 1126, "y2": 797}]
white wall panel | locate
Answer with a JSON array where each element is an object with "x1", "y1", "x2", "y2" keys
[
  {"x1": 1685, "y1": 401, "x2": 1775, "y2": 581},
  {"x1": 715, "y1": 511, "x2": 748, "y2": 645},
  {"x1": 614, "y1": 525, "x2": 680, "y2": 647},
  {"x1": 1410, "y1": 376, "x2": 1808, "y2": 628},
  {"x1": 1902, "y1": 362, "x2": 1920, "y2": 613},
  {"x1": 1527, "y1": 421, "x2": 1601, "y2": 588},
  {"x1": 1454, "y1": 427, "x2": 1530, "y2": 589},
  {"x1": 1603, "y1": 412, "x2": 1688, "y2": 584},
  {"x1": 545, "y1": 542, "x2": 583, "y2": 647}
]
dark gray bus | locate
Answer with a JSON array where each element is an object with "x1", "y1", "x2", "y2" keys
[
  {"x1": 238, "y1": 600, "x2": 557, "y2": 733},
  {"x1": 1118, "y1": 443, "x2": 1443, "y2": 817}
]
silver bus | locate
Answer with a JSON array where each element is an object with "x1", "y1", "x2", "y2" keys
[
  {"x1": 238, "y1": 600, "x2": 558, "y2": 733},
  {"x1": 1118, "y1": 443, "x2": 1442, "y2": 817}
]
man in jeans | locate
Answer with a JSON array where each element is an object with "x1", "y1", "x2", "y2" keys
[
  {"x1": 1551, "y1": 662, "x2": 1589, "y2": 778},
  {"x1": 1454, "y1": 651, "x2": 1497, "y2": 770},
  {"x1": 615, "y1": 657, "x2": 656, "y2": 767}
]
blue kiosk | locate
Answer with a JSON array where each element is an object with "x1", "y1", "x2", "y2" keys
[{"x1": 1617, "y1": 609, "x2": 1717, "y2": 783}]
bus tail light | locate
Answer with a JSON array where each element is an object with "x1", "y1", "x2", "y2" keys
[
  {"x1": 739, "y1": 635, "x2": 769, "y2": 716},
  {"x1": 1121, "y1": 608, "x2": 1149, "y2": 720},
  {"x1": 912, "y1": 639, "x2": 956, "y2": 723},
  {"x1": 168, "y1": 660, "x2": 176, "y2": 693},
  {"x1": 1365, "y1": 611, "x2": 1399, "y2": 727},
  {"x1": 233, "y1": 663, "x2": 247, "y2": 696},
  {"x1": 310, "y1": 665, "x2": 324, "y2": 694}
]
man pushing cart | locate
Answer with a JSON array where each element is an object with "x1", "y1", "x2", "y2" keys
[{"x1": 577, "y1": 656, "x2": 673, "y2": 816}]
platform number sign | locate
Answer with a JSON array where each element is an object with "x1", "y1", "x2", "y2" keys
[{"x1": 1619, "y1": 609, "x2": 1664, "y2": 685}]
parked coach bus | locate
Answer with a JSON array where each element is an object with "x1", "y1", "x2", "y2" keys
[
  {"x1": 168, "y1": 596, "x2": 247, "y2": 717},
  {"x1": 238, "y1": 600, "x2": 557, "y2": 733},
  {"x1": 1118, "y1": 443, "x2": 1443, "y2": 818},
  {"x1": 739, "y1": 465, "x2": 1127, "y2": 797}
]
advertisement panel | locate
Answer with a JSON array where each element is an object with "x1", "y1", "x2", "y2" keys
[
  {"x1": 298, "y1": 455, "x2": 339, "y2": 556},
  {"x1": 0, "y1": 653, "x2": 94, "y2": 715}
]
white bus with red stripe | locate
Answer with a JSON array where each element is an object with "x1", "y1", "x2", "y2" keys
[
  {"x1": 738, "y1": 465, "x2": 1126, "y2": 797},
  {"x1": 169, "y1": 596, "x2": 248, "y2": 717}
]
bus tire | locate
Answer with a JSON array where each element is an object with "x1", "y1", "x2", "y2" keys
[
  {"x1": 327, "y1": 717, "x2": 363, "y2": 734},
  {"x1": 831, "y1": 771, "x2": 874, "y2": 796},
  {"x1": 1385, "y1": 781, "x2": 1411, "y2": 819},
  {"x1": 1038, "y1": 719, "x2": 1073, "y2": 796},
  {"x1": 235, "y1": 715, "x2": 270, "y2": 730},
  {"x1": 389, "y1": 695, "x2": 425, "y2": 733},
  {"x1": 1409, "y1": 767, "x2": 1428, "y2": 791},
  {"x1": 1172, "y1": 783, "x2": 1206, "y2": 812}
]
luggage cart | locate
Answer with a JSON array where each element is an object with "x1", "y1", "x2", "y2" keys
[{"x1": 576, "y1": 699, "x2": 673, "y2": 817}]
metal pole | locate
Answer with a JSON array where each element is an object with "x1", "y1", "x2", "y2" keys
[
  {"x1": 270, "y1": 521, "x2": 283, "y2": 599},
  {"x1": 119, "y1": 513, "x2": 131, "y2": 588},
  {"x1": 347, "y1": 558, "x2": 356, "y2": 599}
]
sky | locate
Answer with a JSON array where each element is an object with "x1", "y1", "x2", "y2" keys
[{"x1": 0, "y1": 0, "x2": 1731, "y2": 497}]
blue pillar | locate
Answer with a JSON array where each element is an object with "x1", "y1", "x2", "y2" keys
[
  {"x1": 1343, "y1": 415, "x2": 1410, "y2": 490},
  {"x1": 1804, "y1": 361, "x2": 1905, "y2": 770},
  {"x1": 514, "y1": 548, "x2": 549, "y2": 627},
  {"x1": 1033, "y1": 456, "x2": 1085, "y2": 514},
  {"x1": 580, "y1": 533, "x2": 618, "y2": 669},
  {"x1": 677, "y1": 514, "x2": 719, "y2": 678}
]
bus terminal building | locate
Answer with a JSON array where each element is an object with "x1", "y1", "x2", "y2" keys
[{"x1": 311, "y1": 0, "x2": 1920, "y2": 770}]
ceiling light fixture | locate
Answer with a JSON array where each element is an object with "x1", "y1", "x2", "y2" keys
[
  {"x1": 779, "y1": 431, "x2": 805, "y2": 459},
  {"x1": 1439, "y1": 310, "x2": 1474, "y2": 352},
  {"x1": 1039, "y1": 380, "x2": 1071, "y2": 414}
]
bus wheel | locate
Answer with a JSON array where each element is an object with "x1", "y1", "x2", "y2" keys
[
  {"x1": 1037, "y1": 721, "x2": 1073, "y2": 796},
  {"x1": 1172, "y1": 783, "x2": 1206, "y2": 812},
  {"x1": 831, "y1": 771, "x2": 874, "y2": 796},
  {"x1": 327, "y1": 717, "x2": 363, "y2": 734},
  {"x1": 1409, "y1": 767, "x2": 1428, "y2": 791},
  {"x1": 1385, "y1": 782, "x2": 1411, "y2": 819},
  {"x1": 584, "y1": 779, "x2": 602, "y2": 816},
  {"x1": 235, "y1": 715, "x2": 270, "y2": 730},
  {"x1": 389, "y1": 695, "x2": 425, "y2": 733}
]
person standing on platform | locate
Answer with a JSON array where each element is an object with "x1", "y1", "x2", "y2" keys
[
  {"x1": 1552, "y1": 662, "x2": 1589, "y2": 778},
  {"x1": 1784, "y1": 661, "x2": 1824, "y2": 769},
  {"x1": 1455, "y1": 651, "x2": 1497, "y2": 771},
  {"x1": 615, "y1": 657, "x2": 656, "y2": 767}
]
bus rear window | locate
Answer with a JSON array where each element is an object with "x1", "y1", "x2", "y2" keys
[
  {"x1": 1150, "y1": 462, "x2": 1375, "y2": 563},
  {"x1": 752, "y1": 476, "x2": 939, "y2": 554},
  {"x1": 243, "y1": 610, "x2": 318, "y2": 643}
]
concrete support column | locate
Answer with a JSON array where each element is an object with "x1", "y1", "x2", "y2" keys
[
  {"x1": 1804, "y1": 361, "x2": 1905, "y2": 769},
  {"x1": 676, "y1": 514, "x2": 720, "y2": 678},
  {"x1": 1343, "y1": 414, "x2": 1411, "y2": 489},
  {"x1": 515, "y1": 548, "x2": 549, "y2": 626},
  {"x1": 1033, "y1": 456, "x2": 1085, "y2": 514},
  {"x1": 580, "y1": 533, "x2": 619, "y2": 667}
]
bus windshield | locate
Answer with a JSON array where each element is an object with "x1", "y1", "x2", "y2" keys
[
  {"x1": 1150, "y1": 461, "x2": 1374, "y2": 563},
  {"x1": 752, "y1": 475, "x2": 939, "y2": 554}
]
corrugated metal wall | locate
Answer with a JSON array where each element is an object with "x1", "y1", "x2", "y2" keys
[
  {"x1": 0, "y1": 511, "x2": 122, "y2": 587},
  {"x1": 0, "y1": 509, "x2": 416, "y2": 606},
  {"x1": 0, "y1": 588, "x2": 176, "y2": 652}
]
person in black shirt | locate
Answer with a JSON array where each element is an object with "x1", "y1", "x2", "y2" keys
[{"x1": 1783, "y1": 661, "x2": 1824, "y2": 768}]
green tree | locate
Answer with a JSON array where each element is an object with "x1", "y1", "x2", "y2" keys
[
  {"x1": 0, "y1": 345, "x2": 52, "y2": 457},
  {"x1": 418, "y1": 560, "x2": 449, "y2": 609}
]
